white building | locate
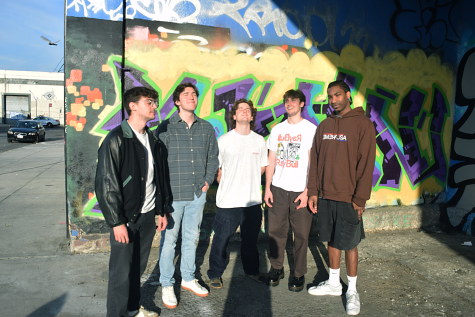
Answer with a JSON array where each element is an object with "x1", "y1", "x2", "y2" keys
[{"x1": 0, "y1": 70, "x2": 64, "y2": 124}]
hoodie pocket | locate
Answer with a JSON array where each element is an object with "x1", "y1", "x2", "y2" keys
[{"x1": 122, "y1": 175, "x2": 132, "y2": 187}]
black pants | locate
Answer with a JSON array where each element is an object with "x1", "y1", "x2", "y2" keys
[
  {"x1": 107, "y1": 211, "x2": 156, "y2": 317},
  {"x1": 207, "y1": 205, "x2": 262, "y2": 279}
]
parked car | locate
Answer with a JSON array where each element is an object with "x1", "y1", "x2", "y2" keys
[
  {"x1": 7, "y1": 120, "x2": 46, "y2": 143},
  {"x1": 32, "y1": 116, "x2": 60, "y2": 127}
]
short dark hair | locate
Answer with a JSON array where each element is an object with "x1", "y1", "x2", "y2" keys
[
  {"x1": 283, "y1": 89, "x2": 306, "y2": 112},
  {"x1": 173, "y1": 82, "x2": 200, "y2": 112},
  {"x1": 229, "y1": 99, "x2": 257, "y2": 130},
  {"x1": 123, "y1": 86, "x2": 158, "y2": 116},
  {"x1": 328, "y1": 80, "x2": 353, "y2": 105}
]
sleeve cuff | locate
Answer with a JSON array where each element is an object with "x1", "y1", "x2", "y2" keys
[
  {"x1": 307, "y1": 189, "x2": 319, "y2": 197},
  {"x1": 352, "y1": 197, "x2": 366, "y2": 208}
]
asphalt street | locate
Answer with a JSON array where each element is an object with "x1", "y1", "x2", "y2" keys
[
  {"x1": 0, "y1": 137, "x2": 474, "y2": 316},
  {"x1": 0, "y1": 123, "x2": 64, "y2": 154}
]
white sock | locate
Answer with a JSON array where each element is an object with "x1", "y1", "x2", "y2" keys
[
  {"x1": 347, "y1": 275, "x2": 357, "y2": 292},
  {"x1": 128, "y1": 310, "x2": 139, "y2": 316},
  {"x1": 329, "y1": 268, "x2": 340, "y2": 286}
]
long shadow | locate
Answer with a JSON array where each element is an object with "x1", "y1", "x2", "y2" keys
[
  {"x1": 25, "y1": 293, "x2": 68, "y2": 317},
  {"x1": 222, "y1": 208, "x2": 272, "y2": 316}
]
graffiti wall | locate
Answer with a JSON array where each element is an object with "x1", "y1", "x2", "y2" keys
[
  {"x1": 443, "y1": 30, "x2": 475, "y2": 235},
  {"x1": 65, "y1": 0, "x2": 471, "y2": 233}
]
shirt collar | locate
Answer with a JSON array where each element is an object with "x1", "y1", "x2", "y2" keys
[{"x1": 170, "y1": 112, "x2": 199, "y2": 124}]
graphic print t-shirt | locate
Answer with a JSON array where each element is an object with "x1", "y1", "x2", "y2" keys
[
  {"x1": 267, "y1": 119, "x2": 317, "y2": 192},
  {"x1": 216, "y1": 130, "x2": 268, "y2": 208}
]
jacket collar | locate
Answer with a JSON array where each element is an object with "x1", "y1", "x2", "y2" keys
[{"x1": 120, "y1": 119, "x2": 158, "y2": 140}]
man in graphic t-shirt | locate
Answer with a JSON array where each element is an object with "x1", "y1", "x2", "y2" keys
[
  {"x1": 207, "y1": 98, "x2": 269, "y2": 289},
  {"x1": 264, "y1": 89, "x2": 317, "y2": 292}
]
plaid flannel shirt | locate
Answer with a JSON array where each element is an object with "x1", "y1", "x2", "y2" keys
[{"x1": 156, "y1": 113, "x2": 219, "y2": 201}]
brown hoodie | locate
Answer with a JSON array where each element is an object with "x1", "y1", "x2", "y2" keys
[{"x1": 307, "y1": 107, "x2": 376, "y2": 207}]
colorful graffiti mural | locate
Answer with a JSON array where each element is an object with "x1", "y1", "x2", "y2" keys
[
  {"x1": 444, "y1": 32, "x2": 475, "y2": 235},
  {"x1": 65, "y1": 0, "x2": 475, "y2": 236},
  {"x1": 65, "y1": 15, "x2": 454, "y2": 219}
]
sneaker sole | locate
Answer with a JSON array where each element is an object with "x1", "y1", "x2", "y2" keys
[
  {"x1": 266, "y1": 273, "x2": 284, "y2": 287},
  {"x1": 181, "y1": 285, "x2": 209, "y2": 297},
  {"x1": 347, "y1": 310, "x2": 360, "y2": 316},
  {"x1": 209, "y1": 283, "x2": 222, "y2": 289},
  {"x1": 308, "y1": 290, "x2": 342, "y2": 296},
  {"x1": 162, "y1": 301, "x2": 177, "y2": 309}
]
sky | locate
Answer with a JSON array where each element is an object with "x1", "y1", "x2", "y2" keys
[{"x1": 0, "y1": 0, "x2": 64, "y2": 72}]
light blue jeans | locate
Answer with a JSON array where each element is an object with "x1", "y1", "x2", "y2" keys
[{"x1": 159, "y1": 193, "x2": 207, "y2": 287}]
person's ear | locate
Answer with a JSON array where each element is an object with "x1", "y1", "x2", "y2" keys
[{"x1": 129, "y1": 101, "x2": 137, "y2": 112}]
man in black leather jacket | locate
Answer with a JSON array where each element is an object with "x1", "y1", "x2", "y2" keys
[{"x1": 95, "y1": 86, "x2": 170, "y2": 317}]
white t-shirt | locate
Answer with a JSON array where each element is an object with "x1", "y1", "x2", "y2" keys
[
  {"x1": 216, "y1": 130, "x2": 269, "y2": 208},
  {"x1": 129, "y1": 122, "x2": 156, "y2": 213},
  {"x1": 267, "y1": 119, "x2": 317, "y2": 192}
]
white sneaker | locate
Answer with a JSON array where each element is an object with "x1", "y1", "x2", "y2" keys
[
  {"x1": 181, "y1": 279, "x2": 209, "y2": 297},
  {"x1": 308, "y1": 280, "x2": 343, "y2": 296},
  {"x1": 129, "y1": 306, "x2": 159, "y2": 317},
  {"x1": 162, "y1": 286, "x2": 177, "y2": 309},
  {"x1": 346, "y1": 290, "x2": 361, "y2": 315}
]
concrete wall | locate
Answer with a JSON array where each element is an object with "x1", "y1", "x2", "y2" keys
[
  {"x1": 0, "y1": 70, "x2": 64, "y2": 124},
  {"x1": 65, "y1": 0, "x2": 474, "y2": 234}
]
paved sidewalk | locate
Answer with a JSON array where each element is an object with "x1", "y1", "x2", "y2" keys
[{"x1": 1, "y1": 141, "x2": 475, "y2": 316}]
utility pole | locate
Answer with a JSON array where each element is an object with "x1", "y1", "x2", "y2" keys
[{"x1": 29, "y1": 90, "x2": 38, "y2": 117}]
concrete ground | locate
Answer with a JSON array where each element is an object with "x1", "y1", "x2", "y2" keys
[{"x1": 1, "y1": 139, "x2": 475, "y2": 316}]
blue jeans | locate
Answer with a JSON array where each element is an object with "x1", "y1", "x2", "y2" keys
[
  {"x1": 207, "y1": 204, "x2": 262, "y2": 279},
  {"x1": 159, "y1": 193, "x2": 207, "y2": 287}
]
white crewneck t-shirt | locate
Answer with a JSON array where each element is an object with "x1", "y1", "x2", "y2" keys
[
  {"x1": 216, "y1": 130, "x2": 268, "y2": 208},
  {"x1": 267, "y1": 119, "x2": 316, "y2": 192},
  {"x1": 128, "y1": 121, "x2": 156, "y2": 213}
]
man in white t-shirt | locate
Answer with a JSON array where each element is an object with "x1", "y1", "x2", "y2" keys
[
  {"x1": 207, "y1": 98, "x2": 269, "y2": 289},
  {"x1": 265, "y1": 89, "x2": 317, "y2": 292}
]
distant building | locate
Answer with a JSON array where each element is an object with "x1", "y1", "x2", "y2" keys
[{"x1": 0, "y1": 70, "x2": 64, "y2": 124}]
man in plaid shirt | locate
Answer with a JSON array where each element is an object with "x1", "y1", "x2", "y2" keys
[{"x1": 156, "y1": 82, "x2": 219, "y2": 309}]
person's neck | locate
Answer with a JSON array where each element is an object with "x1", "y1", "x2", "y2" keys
[
  {"x1": 127, "y1": 117, "x2": 147, "y2": 134},
  {"x1": 287, "y1": 114, "x2": 303, "y2": 125},
  {"x1": 178, "y1": 109, "x2": 195, "y2": 127},
  {"x1": 234, "y1": 122, "x2": 251, "y2": 135}
]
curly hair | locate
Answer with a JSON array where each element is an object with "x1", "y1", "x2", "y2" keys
[
  {"x1": 328, "y1": 80, "x2": 353, "y2": 105},
  {"x1": 229, "y1": 99, "x2": 257, "y2": 130},
  {"x1": 123, "y1": 87, "x2": 159, "y2": 116}
]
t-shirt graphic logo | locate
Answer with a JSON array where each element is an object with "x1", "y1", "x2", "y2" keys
[
  {"x1": 277, "y1": 142, "x2": 300, "y2": 163},
  {"x1": 287, "y1": 143, "x2": 300, "y2": 162}
]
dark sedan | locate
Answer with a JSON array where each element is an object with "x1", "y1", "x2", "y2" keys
[{"x1": 7, "y1": 120, "x2": 46, "y2": 143}]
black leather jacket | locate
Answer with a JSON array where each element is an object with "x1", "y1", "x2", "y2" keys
[{"x1": 95, "y1": 120, "x2": 170, "y2": 228}]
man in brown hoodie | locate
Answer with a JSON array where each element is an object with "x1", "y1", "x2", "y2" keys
[{"x1": 307, "y1": 80, "x2": 376, "y2": 316}]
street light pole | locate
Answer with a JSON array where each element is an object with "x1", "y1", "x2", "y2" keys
[{"x1": 29, "y1": 90, "x2": 38, "y2": 117}]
